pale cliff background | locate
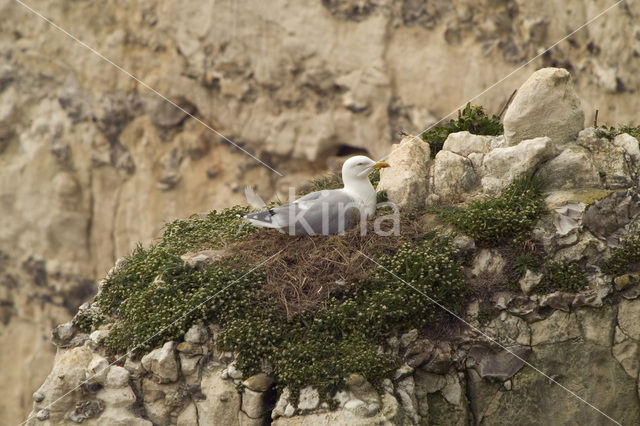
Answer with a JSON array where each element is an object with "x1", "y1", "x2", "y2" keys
[{"x1": 0, "y1": 0, "x2": 638, "y2": 423}]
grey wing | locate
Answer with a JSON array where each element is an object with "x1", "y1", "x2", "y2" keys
[{"x1": 271, "y1": 190, "x2": 359, "y2": 235}]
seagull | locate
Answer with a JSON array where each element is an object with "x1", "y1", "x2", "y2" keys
[{"x1": 242, "y1": 155, "x2": 389, "y2": 236}]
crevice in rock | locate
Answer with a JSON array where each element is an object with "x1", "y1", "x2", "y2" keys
[{"x1": 334, "y1": 144, "x2": 370, "y2": 157}]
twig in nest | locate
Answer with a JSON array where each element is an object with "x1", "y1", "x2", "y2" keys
[{"x1": 594, "y1": 109, "x2": 599, "y2": 128}]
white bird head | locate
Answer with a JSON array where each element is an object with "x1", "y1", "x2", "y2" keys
[{"x1": 341, "y1": 155, "x2": 389, "y2": 181}]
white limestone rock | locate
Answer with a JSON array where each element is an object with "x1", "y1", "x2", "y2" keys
[
  {"x1": 503, "y1": 67, "x2": 584, "y2": 146},
  {"x1": 105, "y1": 365, "x2": 130, "y2": 388},
  {"x1": 86, "y1": 354, "x2": 110, "y2": 385},
  {"x1": 481, "y1": 137, "x2": 553, "y2": 194},
  {"x1": 432, "y1": 150, "x2": 478, "y2": 199},
  {"x1": 141, "y1": 341, "x2": 179, "y2": 383},
  {"x1": 297, "y1": 386, "x2": 320, "y2": 411},
  {"x1": 536, "y1": 146, "x2": 600, "y2": 191},
  {"x1": 377, "y1": 135, "x2": 430, "y2": 210},
  {"x1": 442, "y1": 131, "x2": 505, "y2": 157}
]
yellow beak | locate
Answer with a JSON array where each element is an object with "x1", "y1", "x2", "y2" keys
[{"x1": 372, "y1": 161, "x2": 390, "y2": 169}]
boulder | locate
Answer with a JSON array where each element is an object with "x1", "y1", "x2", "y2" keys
[
  {"x1": 29, "y1": 346, "x2": 93, "y2": 422},
  {"x1": 441, "y1": 131, "x2": 504, "y2": 158},
  {"x1": 272, "y1": 392, "x2": 403, "y2": 426},
  {"x1": 242, "y1": 388, "x2": 267, "y2": 418},
  {"x1": 243, "y1": 373, "x2": 274, "y2": 392},
  {"x1": 467, "y1": 345, "x2": 531, "y2": 381},
  {"x1": 432, "y1": 150, "x2": 478, "y2": 199},
  {"x1": 196, "y1": 369, "x2": 241, "y2": 426},
  {"x1": 377, "y1": 135, "x2": 430, "y2": 210},
  {"x1": 297, "y1": 386, "x2": 320, "y2": 411},
  {"x1": 617, "y1": 299, "x2": 640, "y2": 340},
  {"x1": 519, "y1": 269, "x2": 543, "y2": 295},
  {"x1": 536, "y1": 146, "x2": 600, "y2": 191},
  {"x1": 105, "y1": 366, "x2": 130, "y2": 388},
  {"x1": 530, "y1": 311, "x2": 580, "y2": 345},
  {"x1": 141, "y1": 341, "x2": 179, "y2": 383},
  {"x1": 471, "y1": 249, "x2": 507, "y2": 277},
  {"x1": 481, "y1": 137, "x2": 553, "y2": 193},
  {"x1": 503, "y1": 68, "x2": 584, "y2": 146}
]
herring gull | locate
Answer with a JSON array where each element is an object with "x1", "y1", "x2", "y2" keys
[{"x1": 242, "y1": 155, "x2": 389, "y2": 235}]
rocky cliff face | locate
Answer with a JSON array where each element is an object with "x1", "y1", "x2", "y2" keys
[
  {"x1": 26, "y1": 68, "x2": 640, "y2": 425},
  {"x1": 2, "y1": 0, "x2": 640, "y2": 422}
]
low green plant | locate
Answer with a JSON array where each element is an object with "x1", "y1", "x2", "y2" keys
[
  {"x1": 599, "y1": 234, "x2": 640, "y2": 276},
  {"x1": 421, "y1": 103, "x2": 503, "y2": 158},
  {"x1": 595, "y1": 125, "x2": 640, "y2": 141},
  {"x1": 435, "y1": 175, "x2": 546, "y2": 245},
  {"x1": 536, "y1": 260, "x2": 587, "y2": 294},
  {"x1": 73, "y1": 309, "x2": 104, "y2": 333}
]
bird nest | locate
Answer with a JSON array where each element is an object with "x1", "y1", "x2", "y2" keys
[{"x1": 229, "y1": 212, "x2": 429, "y2": 318}]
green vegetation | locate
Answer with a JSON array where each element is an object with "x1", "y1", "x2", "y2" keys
[
  {"x1": 535, "y1": 260, "x2": 587, "y2": 293},
  {"x1": 82, "y1": 203, "x2": 468, "y2": 398},
  {"x1": 599, "y1": 234, "x2": 640, "y2": 276},
  {"x1": 421, "y1": 103, "x2": 504, "y2": 158},
  {"x1": 435, "y1": 175, "x2": 546, "y2": 245},
  {"x1": 595, "y1": 125, "x2": 640, "y2": 141},
  {"x1": 512, "y1": 252, "x2": 541, "y2": 277}
]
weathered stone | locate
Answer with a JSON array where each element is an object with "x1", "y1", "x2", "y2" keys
[
  {"x1": 273, "y1": 392, "x2": 403, "y2": 425},
  {"x1": 503, "y1": 68, "x2": 584, "y2": 146},
  {"x1": 86, "y1": 354, "x2": 110, "y2": 385},
  {"x1": 184, "y1": 323, "x2": 208, "y2": 343},
  {"x1": 177, "y1": 341, "x2": 204, "y2": 355},
  {"x1": 442, "y1": 131, "x2": 504, "y2": 157},
  {"x1": 176, "y1": 402, "x2": 198, "y2": 426},
  {"x1": 396, "y1": 375, "x2": 419, "y2": 423},
  {"x1": 51, "y1": 321, "x2": 76, "y2": 346},
  {"x1": 196, "y1": 369, "x2": 241, "y2": 425},
  {"x1": 615, "y1": 273, "x2": 640, "y2": 291},
  {"x1": 471, "y1": 249, "x2": 507, "y2": 277},
  {"x1": 272, "y1": 388, "x2": 291, "y2": 419},
  {"x1": 519, "y1": 269, "x2": 543, "y2": 295},
  {"x1": 377, "y1": 135, "x2": 430, "y2": 210},
  {"x1": 399, "y1": 329, "x2": 418, "y2": 348},
  {"x1": 96, "y1": 386, "x2": 137, "y2": 408},
  {"x1": 144, "y1": 398, "x2": 173, "y2": 426},
  {"x1": 613, "y1": 133, "x2": 640, "y2": 165},
  {"x1": 243, "y1": 373, "x2": 274, "y2": 392},
  {"x1": 68, "y1": 399, "x2": 105, "y2": 422},
  {"x1": 226, "y1": 362, "x2": 243, "y2": 379},
  {"x1": 393, "y1": 364, "x2": 414, "y2": 381},
  {"x1": 530, "y1": 311, "x2": 580, "y2": 345},
  {"x1": 180, "y1": 354, "x2": 202, "y2": 382},
  {"x1": 432, "y1": 150, "x2": 478, "y2": 199},
  {"x1": 481, "y1": 137, "x2": 553, "y2": 194},
  {"x1": 612, "y1": 332, "x2": 640, "y2": 378},
  {"x1": 575, "y1": 306, "x2": 616, "y2": 346},
  {"x1": 36, "y1": 409, "x2": 49, "y2": 421},
  {"x1": 468, "y1": 345, "x2": 531, "y2": 381},
  {"x1": 537, "y1": 146, "x2": 600, "y2": 191},
  {"x1": 539, "y1": 292, "x2": 574, "y2": 312},
  {"x1": 242, "y1": 388, "x2": 267, "y2": 418},
  {"x1": 583, "y1": 190, "x2": 640, "y2": 242},
  {"x1": 141, "y1": 341, "x2": 179, "y2": 382},
  {"x1": 477, "y1": 340, "x2": 640, "y2": 425},
  {"x1": 618, "y1": 298, "x2": 640, "y2": 340},
  {"x1": 297, "y1": 386, "x2": 320, "y2": 411},
  {"x1": 105, "y1": 365, "x2": 130, "y2": 388}
]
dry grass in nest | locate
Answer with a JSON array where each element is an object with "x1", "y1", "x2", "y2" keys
[{"x1": 228, "y1": 212, "x2": 430, "y2": 318}]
